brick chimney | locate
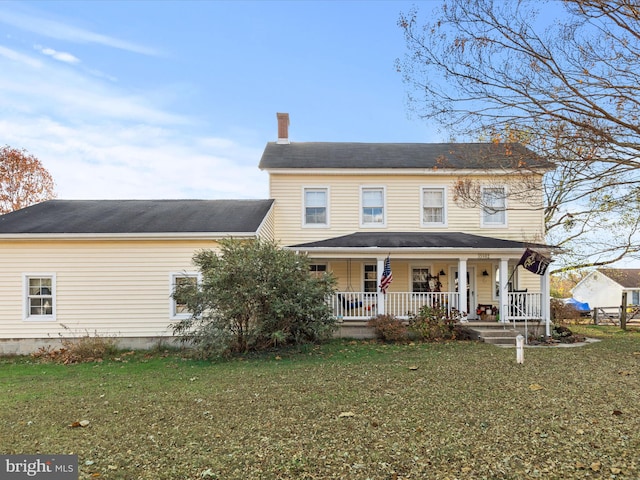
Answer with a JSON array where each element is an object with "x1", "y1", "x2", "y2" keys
[{"x1": 276, "y1": 112, "x2": 290, "y2": 144}]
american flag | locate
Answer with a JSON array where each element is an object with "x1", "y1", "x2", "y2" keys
[{"x1": 379, "y1": 255, "x2": 393, "y2": 294}]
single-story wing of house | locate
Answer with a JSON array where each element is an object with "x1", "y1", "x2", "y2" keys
[{"x1": 0, "y1": 199, "x2": 274, "y2": 354}]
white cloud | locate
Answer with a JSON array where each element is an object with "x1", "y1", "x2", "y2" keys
[
  {"x1": 0, "y1": 52, "x2": 188, "y2": 125},
  {"x1": 0, "y1": 44, "x2": 41, "y2": 67},
  {"x1": 0, "y1": 8, "x2": 160, "y2": 56},
  {"x1": 0, "y1": 115, "x2": 268, "y2": 201},
  {"x1": 34, "y1": 45, "x2": 80, "y2": 64},
  {"x1": 85, "y1": 68, "x2": 118, "y2": 82}
]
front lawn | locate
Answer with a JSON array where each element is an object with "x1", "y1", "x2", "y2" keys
[{"x1": 1, "y1": 334, "x2": 639, "y2": 479}]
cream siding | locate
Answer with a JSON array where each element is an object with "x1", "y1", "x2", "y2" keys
[
  {"x1": 0, "y1": 239, "x2": 220, "y2": 339},
  {"x1": 270, "y1": 173, "x2": 545, "y2": 247},
  {"x1": 256, "y1": 204, "x2": 276, "y2": 241}
]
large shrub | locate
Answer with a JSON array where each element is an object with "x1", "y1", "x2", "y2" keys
[
  {"x1": 407, "y1": 305, "x2": 464, "y2": 342},
  {"x1": 367, "y1": 314, "x2": 408, "y2": 342},
  {"x1": 172, "y1": 238, "x2": 337, "y2": 357}
]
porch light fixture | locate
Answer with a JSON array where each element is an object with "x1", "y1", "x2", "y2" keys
[
  {"x1": 482, "y1": 270, "x2": 489, "y2": 276},
  {"x1": 439, "y1": 270, "x2": 446, "y2": 276}
]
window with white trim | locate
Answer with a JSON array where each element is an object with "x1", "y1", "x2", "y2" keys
[
  {"x1": 303, "y1": 188, "x2": 328, "y2": 226},
  {"x1": 309, "y1": 264, "x2": 327, "y2": 278},
  {"x1": 24, "y1": 274, "x2": 55, "y2": 320},
  {"x1": 364, "y1": 264, "x2": 377, "y2": 292},
  {"x1": 171, "y1": 273, "x2": 199, "y2": 318},
  {"x1": 482, "y1": 186, "x2": 507, "y2": 226},
  {"x1": 361, "y1": 187, "x2": 385, "y2": 226},
  {"x1": 422, "y1": 187, "x2": 446, "y2": 226},
  {"x1": 412, "y1": 267, "x2": 431, "y2": 292}
]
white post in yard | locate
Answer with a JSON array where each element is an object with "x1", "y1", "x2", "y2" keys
[{"x1": 516, "y1": 334, "x2": 525, "y2": 364}]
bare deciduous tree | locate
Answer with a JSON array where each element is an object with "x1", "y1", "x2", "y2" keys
[
  {"x1": 0, "y1": 146, "x2": 56, "y2": 214},
  {"x1": 397, "y1": 0, "x2": 640, "y2": 272}
]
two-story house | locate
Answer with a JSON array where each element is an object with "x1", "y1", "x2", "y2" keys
[
  {"x1": 261, "y1": 114, "x2": 553, "y2": 337},
  {"x1": 0, "y1": 113, "x2": 553, "y2": 354}
]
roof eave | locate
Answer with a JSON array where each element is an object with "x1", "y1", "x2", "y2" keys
[
  {"x1": 284, "y1": 246, "x2": 527, "y2": 257},
  {"x1": 261, "y1": 167, "x2": 550, "y2": 175},
  {"x1": 0, "y1": 232, "x2": 259, "y2": 241}
]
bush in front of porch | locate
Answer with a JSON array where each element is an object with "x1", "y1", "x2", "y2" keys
[
  {"x1": 368, "y1": 305, "x2": 471, "y2": 343},
  {"x1": 367, "y1": 314, "x2": 408, "y2": 342},
  {"x1": 408, "y1": 305, "x2": 467, "y2": 342}
]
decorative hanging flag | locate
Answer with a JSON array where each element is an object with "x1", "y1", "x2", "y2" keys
[
  {"x1": 517, "y1": 248, "x2": 550, "y2": 276},
  {"x1": 379, "y1": 255, "x2": 393, "y2": 294}
]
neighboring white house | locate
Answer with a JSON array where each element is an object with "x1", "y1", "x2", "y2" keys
[{"x1": 572, "y1": 268, "x2": 640, "y2": 309}]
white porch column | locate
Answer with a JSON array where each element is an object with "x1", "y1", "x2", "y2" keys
[
  {"x1": 541, "y1": 267, "x2": 551, "y2": 337},
  {"x1": 458, "y1": 258, "x2": 467, "y2": 319},
  {"x1": 499, "y1": 258, "x2": 509, "y2": 323},
  {"x1": 376, "y1": 257, "x2": 386, "y2": 315}
]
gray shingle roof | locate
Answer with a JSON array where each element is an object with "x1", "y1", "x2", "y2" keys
[
  {"x1": 0, "y1": 199, "x2": 274, "y2": 234},
  {"x1": 290, "y1": 232, "x2": 549, "y2": 250},
  {"x1": 259, "y1": 142, "x2": 553, "y2": 170}
]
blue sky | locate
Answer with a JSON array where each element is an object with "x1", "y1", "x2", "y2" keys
[{"x1": 0, "y1": 0, "x2": 442, "y2": 200}]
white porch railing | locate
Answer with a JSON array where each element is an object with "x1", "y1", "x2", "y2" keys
[
  {"x1": 385, "y1": 292, "x2": 460, "y2": 318},
  {"x1": 331, "y1": 292, "x2": 379, "y2": 319},
  {"x1": 330, "y1": 291, "x2": 460, "y2": 320},
  {"x1": 505, "y1": 292, "x2": 542, "y2": 322},
  {"x1": 330, "y1": 291, "x2": 543, "y2": 322}
]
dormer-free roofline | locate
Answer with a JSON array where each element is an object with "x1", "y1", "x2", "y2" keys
[
  {"x1": 260, "y1": 113, "x2": 553, "y2": 171},
  {"x1": 259, "y1": 141, "x2": 553, "y2": 171},
  {"x1": 0, "y1": 199, "x2": 274, "y2": 235}
]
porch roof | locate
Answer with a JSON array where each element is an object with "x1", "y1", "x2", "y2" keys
[{"x1": 290, "y1": 232, "x2": 549, "y2": 251}]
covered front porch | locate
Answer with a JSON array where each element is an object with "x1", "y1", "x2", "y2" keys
[{"x1": 293, "y1": 232, "x2": 552, "y2": 337}]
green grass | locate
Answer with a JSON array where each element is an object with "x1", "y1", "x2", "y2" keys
[{"x1": 1, "y1": 335, "x2": 639, "y2": 479}]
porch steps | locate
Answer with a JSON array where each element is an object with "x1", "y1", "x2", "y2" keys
[
  {"x1": 463, "y1": 321, "x2": 545, "y2": 345},
  {"x1": 335, "y1": 321, "x2": 375, "y2": 339},
  {"x1": 469, "y1": 327, "x2": 520, "y2": 345}
]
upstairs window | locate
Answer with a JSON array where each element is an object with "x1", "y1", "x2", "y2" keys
[
  {"x1": 304, "y1": 188, "x2": 328, "y2": 226},
  {"x1": 24, "y1": 274, "x2": 55, "y2": 321},
  {"x1": 482, "y1": 186, "x2": 507, "y2": 226},
  {"x1": 361, "y1": 187, "x2": 385, "y2": 226},
  {"x1": 422, "y1": 187, "x2": 446, "y2": 226}
]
